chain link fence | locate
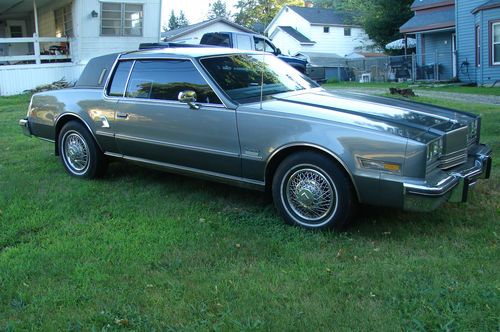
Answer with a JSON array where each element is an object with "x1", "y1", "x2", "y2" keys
[{"x1": 309, "y1": 51, "x2": 461, "y2": 83}]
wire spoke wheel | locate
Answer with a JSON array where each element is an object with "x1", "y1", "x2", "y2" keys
[
  {"x1": 283, "y1": 166, "x2": 337, "y2": 224},
  {"x1": 63, "y1": 131, "x2": 90, "y2": 174}
]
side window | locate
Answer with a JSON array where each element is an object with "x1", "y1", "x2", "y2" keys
[
  {"x1": 264, "y1": 40, "x2": 276, "y2": 53},
  {"x1": 236, "y1": 35, "x2": 252, "y2": 50},
  {"x1": 254, "y1": 38, "x2": 266, "y2": 52},
  {"x1": 125, "y1": 60, "x2": 222, "y2": 104},
  {"x1": 107, "y1": 60, "x2": 133, "y2": 97}
]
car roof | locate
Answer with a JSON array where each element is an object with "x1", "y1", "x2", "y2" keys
[{"x1": 120, "y1": 47, "x2": 259, "y2": 60}]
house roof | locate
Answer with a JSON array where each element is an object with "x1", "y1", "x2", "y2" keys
[
  {"x1": 288, "y1": 6, "x2": 357, "y2": 26},
  {"x1": 411, "y1": 0, "x2": 454, "y2": 10},
  {"x1": 278, "y1": 26, "x2": 315, "y2": 44},
  {"x1": 472, "y1": 0, "x2": 500, "y2": 13},
  {"x1": 400, "y1": 7, "x2": 455, "y2": 33},
  {"x1": 161, "y1": 18, "x2": 254, "y2": 41}
]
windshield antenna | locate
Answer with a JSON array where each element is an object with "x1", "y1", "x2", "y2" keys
[{"x1": 259, "y1": 52, "x2": 265, "y2": 110}]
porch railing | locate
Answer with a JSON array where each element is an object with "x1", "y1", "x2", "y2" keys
[{"x1": 0, "y1": 36, "x2": 71, "y2": 65}]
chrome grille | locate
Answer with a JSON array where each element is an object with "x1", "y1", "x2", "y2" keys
[
  {"x1": 440, "y1": 148, "x2": 468, "y2": 169},
  {"x1": 439, "y1": 126, "x2": 468, "y2": 170}
]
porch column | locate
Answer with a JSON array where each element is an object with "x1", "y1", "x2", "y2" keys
[{"x1": 33, "y1": 0, "x2": 41, "y2": 64}]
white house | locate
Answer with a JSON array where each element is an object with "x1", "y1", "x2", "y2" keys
[
  {"x1": 265, "y1": 5, "x2": 374, "y2": 58},
  {"x1": 0, "y1": 0, "x2": 162, "y2": 96},
  {"x1": 161, "y1": 17, "x2": 254, "y2": 44}
]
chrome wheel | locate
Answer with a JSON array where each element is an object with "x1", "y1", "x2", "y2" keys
[
  {"x1": 62, "y1": 131, "x2": 89, "y2": 174},
  {"x1": 283, "y1": 166, "x2": 337, "y2": 224}
]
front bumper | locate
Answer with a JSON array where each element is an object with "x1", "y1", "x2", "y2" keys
[
  {"x1": 403, "y1": 144, "x2": 492, "y2": 211},
  {"x1": 19, "y1": 118, "x2": 32, "y2": 137}
]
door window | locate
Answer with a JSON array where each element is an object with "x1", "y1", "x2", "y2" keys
[
  {"x1": 254, "y1": 38, "x2": 275, "y2": 53},
  {"x1": 124, "y1": 59, "x2": 222, "y2": 104}
]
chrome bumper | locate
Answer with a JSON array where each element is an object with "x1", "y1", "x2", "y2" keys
[
  {"x1": 403, "y1": 144, "x2": 492, "y2": 211},
  {"x1": 19, "y1": 118, "x2": 31, "y2": 137}
]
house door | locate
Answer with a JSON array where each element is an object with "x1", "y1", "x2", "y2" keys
[
  {"x1": 452, "y1": 33, "x2": 457, "y2": 78},
  {"x1": 6, "y1": 20, "x2": 29, "y2": 56}
]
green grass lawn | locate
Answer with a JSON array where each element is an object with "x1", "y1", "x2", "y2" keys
[
  {"x1": 0, "y1": 94, "x2": 498, "y2": 331},
  {"x1": 323, "y1": 81, "x2": 500, "y2": 96}
]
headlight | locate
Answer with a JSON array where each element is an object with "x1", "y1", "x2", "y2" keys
[
  {"x1": 427, "y1": 138, "x2": 443, "y2": 163},
  {"x1": 467, "y1": 118, "x2": 479, "y2": 144}
]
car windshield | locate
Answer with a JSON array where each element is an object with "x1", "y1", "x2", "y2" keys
[{"x1": 200, "y1": 54, "x2": 318, "y2": 104}]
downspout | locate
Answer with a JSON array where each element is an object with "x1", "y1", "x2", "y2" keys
[{"x1": 480, "y1": 10, "x2": 484, "y2": 86}]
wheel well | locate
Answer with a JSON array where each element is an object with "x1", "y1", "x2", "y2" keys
[
  {"x1": 54, "y1": 115, "x2": 88, "y2": 156},
  {"x1": 265, "y1": 146, "x2": 358, "y2": 198}
]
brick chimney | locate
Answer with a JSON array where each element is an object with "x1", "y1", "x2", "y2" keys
[{"x1": 304, "y1": 1, "x2": 313, "y2": 8}]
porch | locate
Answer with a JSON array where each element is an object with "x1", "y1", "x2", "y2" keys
[
  {"x1": 0, "y1": 0, "x2": 79, "y2": 95},
  {"x1": 0, "y1": 0, "x2": 73, "y2": 65}
]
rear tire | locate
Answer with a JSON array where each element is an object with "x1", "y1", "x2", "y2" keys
[
  {"x1": 58, "y1": 121, "x2": 107, "y2": 179},
  {"x1": 272, "y1": 151, "x2": 355, "y2": 230}
]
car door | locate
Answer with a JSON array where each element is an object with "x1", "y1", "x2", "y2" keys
[{"x1": 112, "y1": 58, "x2": 241, "y2": 177}]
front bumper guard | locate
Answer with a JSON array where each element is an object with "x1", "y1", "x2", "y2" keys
[{"x1": 403, "y1": 144, "x2": 492, "y2": 211}]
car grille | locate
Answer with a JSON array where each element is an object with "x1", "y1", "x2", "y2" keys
[
  {"x1": 440, "y1": 126, "x2": 468, "y2": 170},
  {"x1": 440, "y1": 149, "x2": 468, "y2": 169}
]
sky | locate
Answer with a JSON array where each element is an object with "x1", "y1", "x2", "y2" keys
[{"x1": 161, "y1": 0, "x2": 239, "y2": 27}]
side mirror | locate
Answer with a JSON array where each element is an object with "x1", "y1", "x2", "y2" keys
[
  {"x1": 178, "y1": 90, "x2": 200, "y2": 110},
  {"x1": 275, "y1": 48, "x2": 282, "y2": 55}
]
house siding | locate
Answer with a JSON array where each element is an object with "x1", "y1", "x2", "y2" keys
[
  {"x1": 270, "y1": 30, "x2": 303, "y2": 55},
  {"x1": 456, "y1": 1, "x2": 478, "y2": 82},
  {"x1": 266, "y1": 6, "x2": 373, "y2": 57},
  {"x1": 478, "y1": 7, "x2": 500, "y2": 84},
  {"x1": 456, "y1": 1, "x2": 500, "y2": 84},
  {"x1": 73, "y1": 0, "x2": 161, "y2": 64}
]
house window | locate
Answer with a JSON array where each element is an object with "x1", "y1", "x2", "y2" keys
[
  {"x1": 101, "y1": 2, "x2": 143, "y2": 36},
  {"x1": 344, "y1": 27, "x2": 351, "y2": 36},
  {"x1": 323, "y1": 27, "x2": 329, "y2": 33},
  {"x1": 476, "y1": 25, "x2": 480, "y2": 67},
  {"x1": 493, "y1": 22, "x2": 500, "y2": 65},
  {"x1": 54, "y1": 4, "x2": 73, "y2": 37}
]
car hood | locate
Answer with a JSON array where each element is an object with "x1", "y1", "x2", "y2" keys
[{"x1": 265, "y1": 89, "x2": 476, "y2": 141}]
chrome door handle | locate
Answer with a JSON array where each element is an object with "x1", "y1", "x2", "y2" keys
[{"x1": 116, "y1": 112, "x2": 129, "y2": 119}]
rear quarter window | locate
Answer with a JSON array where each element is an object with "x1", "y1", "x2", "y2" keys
[{"x1": 107, "y1": 61, "x2": 133, "y2": 97}]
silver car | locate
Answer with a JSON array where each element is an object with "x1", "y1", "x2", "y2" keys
[{"x1": 19, "y1": 48, "x2": 492, "y2": 230}]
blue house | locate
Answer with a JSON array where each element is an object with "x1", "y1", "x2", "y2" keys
[{"x1": 401, "y1": 0, "x2": 500, "y2": 85}]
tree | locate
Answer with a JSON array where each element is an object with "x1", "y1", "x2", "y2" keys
[
  {"x1": 234, "y1": 0, "x2": 303, "y2": 32},
  {"x1": 177, "y1": 10, "x2": 189, "y2": 27},
  {"x1": 208, "y1": 0, "x2": 231, "y2": 20},
  {"x1": 168, "y1": 10, "x2": 179, "y2": 30}
]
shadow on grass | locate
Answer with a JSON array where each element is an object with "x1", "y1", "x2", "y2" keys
[{"x1": 96, "y1": 160, "x2": 468, "y2": 240}]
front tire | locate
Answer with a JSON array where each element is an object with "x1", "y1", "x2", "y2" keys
[
  {"x1": 58, "y1": 121, "x2": 107, "y2": 178},
  {"x1": 272, "y1": 151, "x2": 355, "y2": 230}
]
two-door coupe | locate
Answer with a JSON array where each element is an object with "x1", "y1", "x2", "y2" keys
[{"x1": 20, "y1": 47, "x2": 492, "y2": 230}]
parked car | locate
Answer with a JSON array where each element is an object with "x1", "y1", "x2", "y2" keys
[
  {"x1": 20, "y1": 48, "x2": 492, "y2": 230},
  {"x1": 199, "y1": 32, "x2": 308, "y2": 74}
]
